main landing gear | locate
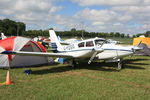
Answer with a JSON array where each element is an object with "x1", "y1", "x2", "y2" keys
[
  {"x1": 70, "y1": 59, "x2": 77, "y2": 68},
  {"x1": 105, "y1": 58, "x2": 124, "y2": 70},
  {"x1": 117, "y1": 59, "x2": 123, "y2": 70}
]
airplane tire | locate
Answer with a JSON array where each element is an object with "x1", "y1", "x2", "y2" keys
[
  {"x1": 71, "y1": 60, "x2": 76, "y2": 68},
  {"x1": 118, "y1": 62, "x2": 122, "y2": 70}
]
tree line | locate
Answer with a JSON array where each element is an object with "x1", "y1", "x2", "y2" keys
[
  {"x1": 134, "y1": 31, "x2": 150, "y2": 37},
  {"x1": 24, "y1": 28, "x2": 130, "y2": 38},
  {"x1": 0, "y1": 19, "x2": 25, "y2": 36},
  {"x1": 1, "y1": 18, "x2": 150, "y2": 38}
]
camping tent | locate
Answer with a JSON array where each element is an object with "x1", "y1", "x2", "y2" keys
[
  {"x1": 133, "y1": 37, "x2": 150, "y2": 56},
  {"x1": 0, "y1": 36, "x2": 51, "y2": 68}
]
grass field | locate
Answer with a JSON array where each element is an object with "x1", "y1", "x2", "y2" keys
[{"x1": 0, "y1": 56, "x2": 150, "y2": 100}]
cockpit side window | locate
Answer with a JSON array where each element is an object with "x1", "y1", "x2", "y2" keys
[
  {"x1": 78, "y1": 42, "x2": 85, "y2": 47},
  {"x1": 86, "y1": 41, "x2": 94, "y2": 47}
]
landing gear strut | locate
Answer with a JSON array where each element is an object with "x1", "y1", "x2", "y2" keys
[
  {"x1": 117, "y1": 59, "x2": 123, "y2": 70},
  {"x1": 70, "y1": 59, "x2": 77, "y2": 68}
]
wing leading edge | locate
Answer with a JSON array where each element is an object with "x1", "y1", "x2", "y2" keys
[{"x1": 1, "y1": 51, "x2": 73, "y2": 58}]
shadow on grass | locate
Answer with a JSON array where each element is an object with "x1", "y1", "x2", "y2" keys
[
  {"x1": 124, "y1": 65, "x2": 145, "y2": 69},
  {"x1": 32, "y1": 65, "x2": 73, "y2": 75},
  {"x1": 31, "y1": 64, "x2": 118, "y2": 75},
  {"x1": 123, "y1": 58, "x2": 149, "y2": 64},
  {"x1": 31, "y1": 58, "x2": 148, "y2": 75},
  {"x1": 77, "y1": 62, "x2": 118, "y2": 71},
  {"x1": 121, "y1": 58, "x2": 149, "y2": 70}
]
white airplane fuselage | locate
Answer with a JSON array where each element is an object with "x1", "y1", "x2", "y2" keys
[
  {"x1": 59, "y1": 49, "x2": 96, "y2": 58},
  {"x1": 97, "y1": 44, "x2": 133, "y2": 60},
  {"x1": 54, "y1": 38, "x2": 134, "y2": 60}
]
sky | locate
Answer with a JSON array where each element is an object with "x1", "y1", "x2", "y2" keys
[{"x1": 0, "y1": 0, "x2": 150, "y2": 34}]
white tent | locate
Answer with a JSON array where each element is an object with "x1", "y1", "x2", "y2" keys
[{"x1": 0, "y1": 36, "x2": 51, "y2": 68}]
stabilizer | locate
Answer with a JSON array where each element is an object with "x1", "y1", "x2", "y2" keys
[{"x1": 49, "y1": 30, "x2": 64, "y2": 52}]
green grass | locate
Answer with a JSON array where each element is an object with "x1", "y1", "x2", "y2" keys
[{"x1": 0, "y1": 56, "x2": 150, "y2": 100}]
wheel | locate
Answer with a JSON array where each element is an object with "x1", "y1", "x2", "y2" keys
[
  {"x1": 118, "y1": 61, "x2": 122, "y2": 70},
  {"x1": 70, "y1": 59, "x2": 76, "y2": 68},
  {"x1": 72, "y1": 60, "x2": 77, "y2": 68}
]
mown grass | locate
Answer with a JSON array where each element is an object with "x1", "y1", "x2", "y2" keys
[{"x1": 0, "y1": 56, "x2": 150, "y2": 100}]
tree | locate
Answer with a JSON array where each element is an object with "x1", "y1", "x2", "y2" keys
[
  {"x1": 71, "y1": 28, "x2": 76, "y2": 32},
  {"x1": 115, "y1": 32, "x2": 120, "y2": 37},
  {"x1": 145, "y1": 31, "x2": 150, "y2": 37},
  {"x1": 120, "y1": 33, "x2": 125, "y2": 38},
  {"x1": 109, "y1": 32, "x2": 115, "y2": 37},
  {"x1": 126, "y1": 34, "x2": 130, "y2": 38},
  {"x1": 16, "y1": 22, "x2": 26, "y2": 36},
  {"x1": 132, "y1": 35, "x2": 136, "y2": 38},
  {"x1": 0, "y1": 19, "x2": 26, "y2": 36}
]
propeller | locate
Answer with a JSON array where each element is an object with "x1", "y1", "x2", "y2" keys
[
  {"x1": 88, "y1": 51, "x2": 98, "y2": 64},
  {"x1": 137, "y1": 40, "x2": 142, "y2": 47},
  {"x1": 132, "y1": 40, "x2": 143, "y2": 52},
  {"x1": 88, "y1": 41, "x2": 105, "y2": 64}
]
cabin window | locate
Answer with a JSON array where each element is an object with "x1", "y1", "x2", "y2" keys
[
  {"x1": 86, "y1": 41, "x2": 94, "y2": 47},
  {"x1": 78, "y1": 42, "x2": 85, "y2": 47}
]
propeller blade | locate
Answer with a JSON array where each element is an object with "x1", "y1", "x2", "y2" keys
[
  {"x1": 99, "y1": 41, "x2": 105, "y2": 48},
  {"x1": 132, "y1": 41, "x2": 143, "y2": 52},
  {"x1": 137, "y1": 40, "x2": 142, "y2": 47},
  {"x1": 88, "y1": 41, "x2": 105, "y2": 64},
  {"x1": 88, "y1": 51, "x2": 98, "y2": 64}
]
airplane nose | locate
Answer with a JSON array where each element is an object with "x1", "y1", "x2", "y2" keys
[{"x1": 132, "y1": 46, "x2": 143, "y2": 52}]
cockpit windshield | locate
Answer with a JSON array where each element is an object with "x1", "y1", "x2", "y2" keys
[{"x1": 95, "y1": 39, "x2": 105, "y2": 47}]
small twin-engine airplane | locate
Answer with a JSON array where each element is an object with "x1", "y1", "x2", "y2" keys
[{"x1": 1, "y1": 29, "x2": 141, "y2": 69}]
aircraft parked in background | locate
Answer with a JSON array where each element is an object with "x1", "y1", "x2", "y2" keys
[
  {"x1": 1, "y1": 29, "x2": 141, "y2": 69},
  {"x1": 57, "y1": 36, "x2": 80, "y2": 45},
  {"x1": 107, "y1": 39, "x2": 121, "y2": 44},
  {"x1": 0, "y1": 33, "x2": 7, "y2": 40}
]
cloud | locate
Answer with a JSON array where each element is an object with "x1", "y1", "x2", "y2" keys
[
  {"x1": 72, "y1": 0, "x2": 150, "y2": 6},
  {"x1": 0, "y1": 0, "x2": 63, "y2": 29},
  {"x1": 73, "y1": 5, "x2": 150, "y2": 34},
  {"x1": 0, "y1": 0, "x2": 150, "y2": 34},
  {"x1": 71, "y1": 0, "x2": 150, "y2": 34},
  {"x1": 75, "y1": 8, "x2": 117, "y2": 23}
]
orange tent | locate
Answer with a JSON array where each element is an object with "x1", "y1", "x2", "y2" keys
[
  {"x1": 133, "y1": 37, "x2": 150, "y2": 46},
  {"x1": 133, "y1": 37, "x2": 150, "y2": 56}
]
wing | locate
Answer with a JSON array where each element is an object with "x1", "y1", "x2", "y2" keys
[{"x1": 1, "y1": 51, "x2": 73, "y2": 58}]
